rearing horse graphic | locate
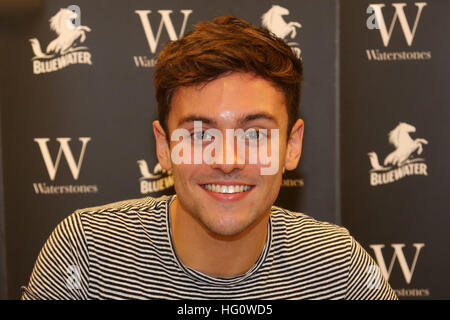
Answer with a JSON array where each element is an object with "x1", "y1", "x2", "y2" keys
[
  {"x1": 383, "y1": 122, "x2": 428, "y2": 167},
  {"x1": 368, "y1": 122, "x2": 428, "y2": 171},
  {"x1": 261, "y1": 5, "x2": 302, "y2": 58}
]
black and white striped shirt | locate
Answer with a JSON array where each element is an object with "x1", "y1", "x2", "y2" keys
[{"x1": 21, "y1": 195, "x2": 397, "y2": 300}]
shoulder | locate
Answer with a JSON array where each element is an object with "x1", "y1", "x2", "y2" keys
[
  {"x1": 270, "y1": 205, "x2": 353, "y2": 252},
  {"x1": 271, "y1": 205, "x2": 350, "y2": 237},
  {"x1": 74, "y1": 194, "x2": 171, "y2": 217},
  {"x1": 69, "y1": 194, "x2": 173, "y2": 231},
  {"x1": 75, "y1": 194, "x2": 171, "y2": 214}
]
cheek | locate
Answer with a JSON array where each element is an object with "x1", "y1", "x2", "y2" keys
[
  {"x1": 264, "y1": 173, "x2": 282, "y2": 189},
  {"x1": 279, "y1": 144, "x2": 288, "y2": 167},
  {"x1": 172, "y1": 164, "x2": 203, "y2": 186},
  {"x1": 172, "y1": 165, "x2": 190, "y2": 188}
]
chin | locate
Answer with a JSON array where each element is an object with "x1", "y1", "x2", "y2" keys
[{"x1": 201, "y1": 213, "x2": 256, "y2": 238}]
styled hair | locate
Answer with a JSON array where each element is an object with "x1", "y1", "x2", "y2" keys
[{"x1": 154, "y1": 15, "x2": 303, "y2": 137}]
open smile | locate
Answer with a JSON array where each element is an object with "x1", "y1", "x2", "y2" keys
[
  {"x1": 199, "y1": 183, "x2": 255, "y2": 201},
  {"x1": 201, "y1": 184, "x2": 254, "y2": 193}
]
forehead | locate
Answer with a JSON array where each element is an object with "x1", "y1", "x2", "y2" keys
[{"x1": 168, "y1": 72, "x2": 287, "y2": 128}]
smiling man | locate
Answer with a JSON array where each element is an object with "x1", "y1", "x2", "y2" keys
[
  {"x1": 21, "y1": 16, "x2": 397, "y2": 300},
  {"x1": 154, "y1": 71, "x2": 297, "y2": 279}
]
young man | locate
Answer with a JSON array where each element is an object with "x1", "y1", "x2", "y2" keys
[{"x1": 21, "y1": 16, "x2": 397, "y2": 300}]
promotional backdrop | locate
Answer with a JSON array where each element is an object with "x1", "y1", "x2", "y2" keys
[
  {"x1": 341, "y1": 0, "x2": 450, "y2": 299},
  {"x1": 0, "y1": 0, "x2": 448, "y2": 299}
]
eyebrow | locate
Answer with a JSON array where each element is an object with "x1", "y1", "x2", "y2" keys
[
  {"x1": 242, "y1": 112, "x2": 278, "y2": 125},
  {"x1": 177, "y1": 115, "x2": 216, "y2": 127},
  {"x1": 177, "y1": 112, "x2": 279, "y2": 127}
]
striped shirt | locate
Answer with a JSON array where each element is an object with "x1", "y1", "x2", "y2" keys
[{"x1": 21, "y1": 195, "x2": 397, "y2": 300}]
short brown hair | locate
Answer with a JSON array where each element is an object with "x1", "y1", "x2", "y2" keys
[{"x1": 154, "y1": 15, "x2": 303, "y2": 137}]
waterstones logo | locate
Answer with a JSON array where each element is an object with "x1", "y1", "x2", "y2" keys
[
  {"x1": 281, "y1": 177, "x2": 304, "y2": 188},
  {"x1": 365, "y1": 49, "x2": 431, "y2": 61},
  {"x1": 29, "y1": 7, "x2": 92, "y2": 74},
  {"x1": 370, "y1": 243, "x2": 429, "y2": 297},
  {"x1": 133, "y1": 9, "x2": 193, "y2": 68},
  {"x1": 33, "y1": 137, "x2": 98, "y2": 194},
  {"x1": 368, "y1": 122, "x2": 428, "y2": 186},
  {"x1": 365, "y1": 2, "x2": 431, "y2": 61},
  {"x1": 138, "y1": 160, "x2": 174, "y2": 194}
]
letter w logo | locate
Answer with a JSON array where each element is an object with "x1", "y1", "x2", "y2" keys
[
  {"x1": 34, "y1": 137, "x2": 91, "y2": 181},
  {"x1": 369, "y1": 2, "x2": 427, "y2": 46},
  {"x1": 135, "y1": 10, "x2": 193, "y2": 54},
  {"x1": 370, "y1": 243, "x2": 425, "y2": 284}
]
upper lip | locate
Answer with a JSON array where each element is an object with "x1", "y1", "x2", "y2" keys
[{"x1": 199, "y1": 181, "x2": 255, "y2": 186}]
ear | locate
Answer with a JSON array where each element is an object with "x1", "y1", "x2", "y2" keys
[
  {"x1": 152, "y1": 120, "x2": 172, "y2": 171},
  {"x1": 284, "y1": 118, "x2": 304, "y2": 171}
]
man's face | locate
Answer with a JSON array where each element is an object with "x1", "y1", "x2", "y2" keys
[{"x1": 154, "y1": 72, "x2": 304, "y2": 237}]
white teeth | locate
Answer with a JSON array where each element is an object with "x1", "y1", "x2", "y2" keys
[{"x1": 203, "y1": 184, "x2": 252, "y2": 193}]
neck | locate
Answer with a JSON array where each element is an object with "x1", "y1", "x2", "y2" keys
[{"x1": 169, "y1": 197, "x2": 270, "y2": 278}]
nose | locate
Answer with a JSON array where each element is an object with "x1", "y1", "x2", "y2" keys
[{"x1": 209, "y1": 132, "x2": 245, "y2": 173}]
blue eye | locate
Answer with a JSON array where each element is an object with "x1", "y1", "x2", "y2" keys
[
  {"x1": 243, "y1": 129, "x2": 267, "y2": 140},
  {"x1": 245, "y1": 131, "x2": 258, "y2": 140},
  {"x1": 191, "y1": 131, "x2": 213, "y2": 140},
  {"x1": 191, "y1": 131, "x2": 202, "y2": 140}
]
